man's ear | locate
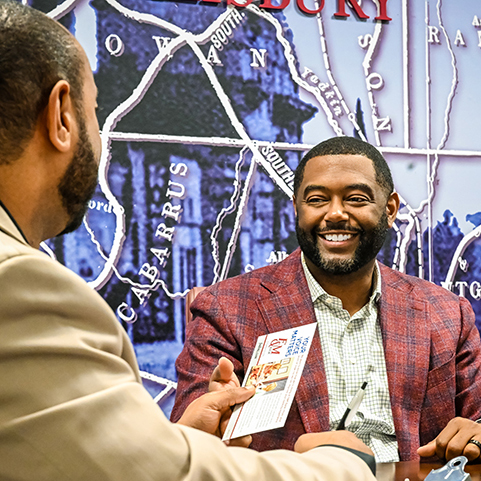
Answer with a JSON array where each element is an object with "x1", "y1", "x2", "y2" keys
[
  {"x1": 292, "y1": 195, "x2": 297, "y2": 217},
  {"x1": 45, "y1": 80, "x2": 75, "y2": 153},
  {"x1": 386, "y1": 191, "x2": 400, "y2": 228}
]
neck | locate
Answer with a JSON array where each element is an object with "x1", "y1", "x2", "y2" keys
[
  {"x1": 0, "y1": 160, "x2": 68, "y2": 249},
  {"x1": 0, "y1": 195, "x2": 43, "y2": 248},
  {"x1": 305, "y1": 257, "x2": 377, "y2": 316}
]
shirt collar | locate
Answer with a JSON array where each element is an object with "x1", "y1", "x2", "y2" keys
[{"x1": 301, "y1": 252, "x2": 382, "y2": 305}]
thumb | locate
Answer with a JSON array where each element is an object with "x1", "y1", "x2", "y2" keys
[
  {"x1": 210, "y1": 385, "x2": 255, "y2": 411},
  {"x1": 217, "y1": 357, "x2": 235, "y2": 381},
  {"x1": 418, "y1": 439, "x2": 436, "y2": 457}
]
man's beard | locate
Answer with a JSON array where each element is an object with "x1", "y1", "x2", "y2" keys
[
  {"x1": 296, "y1": 213, "x2": 389, "y2": 276},
  {"x1": 57, "y1": 117, "x2": 98, "y2": 236}
]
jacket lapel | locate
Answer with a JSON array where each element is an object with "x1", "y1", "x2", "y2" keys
[
  {"x1": 256, "y1": 249, "x2": 330, "y2": 432},
  {"x1": 378, "y1": 264, "x2": 430, "y2": 459},
  {"x1": 0, "y1": 205, "x2": 28, "y2": 246}
]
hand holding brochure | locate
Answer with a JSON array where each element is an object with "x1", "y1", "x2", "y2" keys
[{"x1": 222, "y1": 323, "x2": 317, "y2": 441}]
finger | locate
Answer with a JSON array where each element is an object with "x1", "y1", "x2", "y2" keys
[
  {"x1": 209, "y1": 357, "x2": 239, "y2": 391},
  {"x1": 225, "y1": 435, "x2": 252, "y2": 448},
  {"x1": 217, "y1": 357, "x2": 235, "y2": 380},
  {"x1": 444, "y1": 425, "x2": 481, "y2": 460},
  {"x1": 209, "y1": 359, "x2": 225, "y2": 382},
  {"x1": 463, "y1": 441, "x2": 481, "y2": 462},
  {"x1": 444, "y1": 437, "x2": 467, "y2": 460},
  {"x1": 426, "y1": 418, "x2": 466, "y2": 459},
  {"x1": 208, "y1": 364, "x2": 224, "y2": 391},
  {"x1": 417, "y1": 440, "x2": 436, "y2": 458},
  {"x1": 218, "y1": 387, "x2": 255, "y2": 436},
  {"x1": 208, "y1": 385, "x2": 255, "y2": 412},
  {"x1": 219, "y1": 408, "x2": 233, "y2": 436}
]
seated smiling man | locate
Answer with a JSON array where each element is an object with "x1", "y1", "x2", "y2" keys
[{"x1": 172, "y1": 136, "x2": 481, "y2": 463}]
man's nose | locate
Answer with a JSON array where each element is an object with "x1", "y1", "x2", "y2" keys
[{"x1": 324, "y1": 199, "x2": 349, "y2": 223}]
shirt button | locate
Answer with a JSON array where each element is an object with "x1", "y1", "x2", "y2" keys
[
  {"x1": 325, "y1": 298, "x2": 332, "y2": 304},
  {"x1": 350, "y1": 358, "x2": 356, "y2": 364},
  {"x1": 346, "y1": 323, "x2": 352, "y2": 332}
]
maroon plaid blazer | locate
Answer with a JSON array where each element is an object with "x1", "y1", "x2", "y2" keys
[{"x1": 171, "y1": 248, "x2": 481, "y2": 460}]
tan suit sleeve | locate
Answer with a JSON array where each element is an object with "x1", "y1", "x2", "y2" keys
[{"x1": 0, "y1": 251, "x2": 375, "y2": 481}]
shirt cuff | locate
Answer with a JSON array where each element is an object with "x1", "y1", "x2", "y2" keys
[{"x1": 316, "y1": 444, "x2": 376, "y2": 475}]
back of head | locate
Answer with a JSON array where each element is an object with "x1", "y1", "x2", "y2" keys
[
  {"x1": 0, "y1": 0, "x2": 83, "y2": 164},
  {"x1": 294, "y1": 136, "x2": 394, "y2": 197}
]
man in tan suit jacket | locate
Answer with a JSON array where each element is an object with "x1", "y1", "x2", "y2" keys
[{"x1": 0, "y1": 1, "x2": 376, "y2": 479}]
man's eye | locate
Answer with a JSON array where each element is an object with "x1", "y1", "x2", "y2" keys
[
  {"x1": 306, "y1": 197, "x2": 326, "y2": 204},
  {"x1": 348, "y1": 196, "x2": 369, "y2": 203}
]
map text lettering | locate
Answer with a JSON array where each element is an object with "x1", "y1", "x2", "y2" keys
[
  {"x1": 250, "y1": 48, "x2": 267, "y2": 68},
  {"x1": 428, "y1": 26, "x2": 441, "y2": 44},
  {"x1": 334, "y1": 0, "x2": 370, "y2": 20},
  {"x1": 297, "y1": 0, "x2": 324, "y2": 15},
  {"x1": 105, "y1": 34, "x2": 124, "y2": 57},
  {"x1": 139, "y1": 263, "x2": 159, "y2": 283},
  {"x1": 161, "y1": 202, "x2": 183, "y2": 222},
  {"x1": 151, "y1": 247, "x2": 171, "y2": 267},
  {"x1": 155, "y1": 223, "x2": 175, "y2": 242},
  {"x1": 358, "y1": 34, "x2": 372, "y2": 49},
  {"x1": 455, "y1": 29, "x2": 466, "y2": 46},
  {"x1": 117, "y1": 303, "x2": 137, "y2": 323},
  {"x1": 374, "y1": 116, "x2": 392, "y2": 132}
]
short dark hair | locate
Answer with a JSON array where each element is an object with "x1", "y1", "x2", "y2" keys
[
  {"x1": 293, "y1": 136, "x2": 394, "y2": 197},
  {"x1": 0, "y1": 0, "x2": 84, "y2": 164}
]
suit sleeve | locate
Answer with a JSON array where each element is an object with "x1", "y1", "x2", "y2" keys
[
  {"x1": 455, "y1": 296, "x2": 481, "y2": 420},
  {"x1": 0, "y1": 253, "x2": 376, "y2": 481},
  {"x1": 171, "y1": 287, "x2": 247, "y2": 422}
]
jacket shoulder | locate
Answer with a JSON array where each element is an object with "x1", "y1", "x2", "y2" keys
[
  {"x1": 379, "y1": 262, "x2": 461, "y2": 303},
  {"x1": 205, "y1": 248, "x2": 303, "y2": 295}
]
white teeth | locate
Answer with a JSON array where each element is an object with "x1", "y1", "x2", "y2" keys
[{"x1": 324, "y1": 234, "x2": 352, "y2": 242}]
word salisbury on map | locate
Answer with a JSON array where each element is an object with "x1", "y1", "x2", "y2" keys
[{"x1": 153, "y1": 0, "x2": 393, "y2": 19}]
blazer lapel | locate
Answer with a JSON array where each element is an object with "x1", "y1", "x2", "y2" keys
[
  {"x1": 0, "y1": 205, "x2": 28, "y2": 246},
  {"x1": 378, "y1": 264, "x2": 430, "y2": 459},
  {"x1": 256, "y1": 249, "x2": 330, "y2": 432}
]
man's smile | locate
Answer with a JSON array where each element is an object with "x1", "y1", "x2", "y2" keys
[
  {"x1": 316, "y1": 226, "x2": 362, "y2": 247},
  {"x1": 321, "y1": 233, "x2": 355, "y2": 242}
]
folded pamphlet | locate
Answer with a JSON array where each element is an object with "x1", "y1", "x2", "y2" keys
[{"x1": 222, "y1": 322, "x2": 317, "y2": 441}]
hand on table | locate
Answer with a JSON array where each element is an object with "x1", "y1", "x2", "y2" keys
[
  {"x1": 294, "y1": 431, "x2": 374, "y2": 457},
  {"x1": 176, "y1": 385, "x2": 254, "y2": 446},
  {"x1": 418, "y1": 417, "x2": 481, "y2": 461}
]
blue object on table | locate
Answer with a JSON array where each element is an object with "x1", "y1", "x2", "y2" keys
[{"x1": 425, "y1": 456, "x2": 471, "y2": 481}]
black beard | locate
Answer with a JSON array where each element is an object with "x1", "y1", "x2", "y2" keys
[
  {"x1": 296, "y1": 213, "x2": 389, "y2": 276},
  {"x1": 57, "y1": 117, "x2": 98, "y2": 236}
]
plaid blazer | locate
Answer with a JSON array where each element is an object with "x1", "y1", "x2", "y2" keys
[{"x1": 172, "y1": 248, "x2": 481, "y2": 461}]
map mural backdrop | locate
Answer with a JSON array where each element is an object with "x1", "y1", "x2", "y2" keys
[{"x1": 30, "y1": 0, "x2": 481, "y2": 414}]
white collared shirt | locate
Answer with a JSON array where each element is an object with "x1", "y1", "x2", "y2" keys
[{"x1": 301, "y1": 254, "x2": 399, "y2": 462}]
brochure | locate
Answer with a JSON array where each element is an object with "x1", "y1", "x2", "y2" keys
[{"x1": 222, "y1": 322, "x2": 317, "y2": 441}]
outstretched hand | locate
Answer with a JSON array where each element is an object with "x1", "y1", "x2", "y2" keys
[
  {"x1": 418, "y1": 417, "x2": 481, "y2": 461},
  {"x1": 206, "y1": 357, "x2": 252, "y2": 446},
  {"x1": 177, "y1": 386, "x2": 254, "y2": 440}
]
